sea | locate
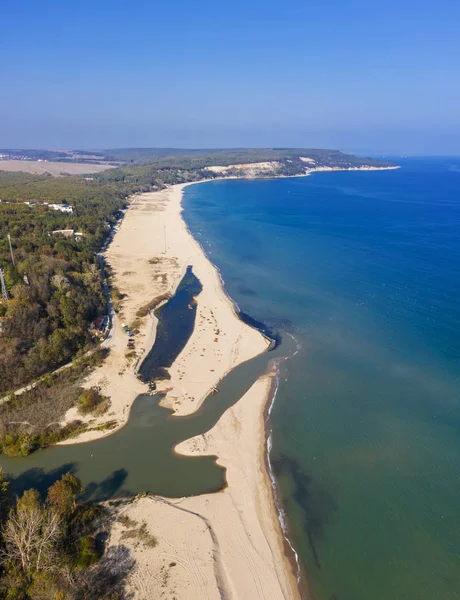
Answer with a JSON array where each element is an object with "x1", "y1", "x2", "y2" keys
[
  {"x1": 2, "y1": 157, "x2": 460, "y2": 600},
  {"x1": 182, "y1": 157, "x2": 460, "y2": 600}
]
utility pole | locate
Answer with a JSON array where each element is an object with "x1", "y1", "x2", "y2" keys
[
  {"x1": 7, "y1": 234, "x2": 15, "y2": 268},
  {"x1": 0, "y1": 268, "x2": 9, "y2": 301}
]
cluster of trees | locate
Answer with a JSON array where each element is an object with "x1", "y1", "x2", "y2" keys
[
  {"x1": 0, "y1": 470, "x2": 122, "y2": 599},
  {"x1": 0, "y1": 173, "x2": 128, "y2": 394}
]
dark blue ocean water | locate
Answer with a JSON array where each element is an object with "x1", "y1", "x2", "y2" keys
[{"x1": 183, "y1": 158, "x2": 460, "y2": 600}]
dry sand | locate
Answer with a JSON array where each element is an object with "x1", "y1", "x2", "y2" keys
[
  {"x1": 61, "y1": 181, "x2": 299, "y2": 598},
  {"x1": 205, "y1": 161, "x2": 281, "y2": 177},
  {"x1": 60, "y1": 182, "x2": 269, "y2": 440},
  {"x1": 0, "y1": 159, "x2": 113, "y2": 176},
  {"x1": 106, "y1": 375, "x2": 299, "y2": 600}
]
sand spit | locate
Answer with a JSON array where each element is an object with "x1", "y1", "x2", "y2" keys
[
  {"x1": 60, "y1": 182, "x2": 268, "y2": 438},
  {"x1": 106, "y1": 375, "x2": 299, "y2": 600},
  {"x1": 61, "y1": 181, "x2": 298, "y2": 598}
]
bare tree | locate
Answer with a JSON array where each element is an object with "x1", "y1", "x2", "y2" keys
[{"x1": 0, "y1": 489, "x2": 62, "y2": 580}]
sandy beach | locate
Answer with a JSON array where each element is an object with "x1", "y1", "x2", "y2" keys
[
  {"x1": 61, "y1": 182, "x2": 269, "y2": 440},
  {"x1": 108, "y1": 374, "x2": 299, "y2": 599},
  {"x1": 59, "y1": 181, "x2": 298, "y2": 598}
]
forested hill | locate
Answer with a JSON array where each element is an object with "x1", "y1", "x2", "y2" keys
[
  {"x1": 97, "y1": 147, "x2": 395, "y2": 169},
  {"x1": 0, "y1": 148, "x2": 395, "y2": 395},
  {"x1": 0, "y1": 146, "x2": 395, "y2": 169}
]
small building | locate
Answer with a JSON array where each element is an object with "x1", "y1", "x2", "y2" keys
[
  {"x1": 51, "y1": 229, "x2": 75, "y2": 237},
  {"x1": 51, "y1": 229, "x2": 85, "y2": 241},
  {"x1": 90, "y1": 315, "x2": 109, "y2": 337},
  {"x1": 48, "y1": 204, "x2": 73, "y2": 213}
]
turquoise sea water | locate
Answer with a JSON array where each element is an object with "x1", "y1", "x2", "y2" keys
[{"x1": 182, "y1": 158, "x2": 460, "y2": 600}]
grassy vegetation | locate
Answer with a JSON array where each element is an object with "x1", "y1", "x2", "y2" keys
[
  {"x1": 0, "y1": 349, "x2": 108, "y2": 456},
  {"x1": 119, "y1": 519, "x2": 157, "y2": 548},
  {"x1": 136, "y1": 293, "x2": 172, "y2": 318},
  {"x1": 77, "y1": 387, "x2": 109, "y2": 416}
]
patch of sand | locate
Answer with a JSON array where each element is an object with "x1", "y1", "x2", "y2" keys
[
  {"x1": 205, "y1": 161, "x2": 281, "y2": 177},
  {"x1": 108, "y1": 496, "x2": 221, "y2": 599},
  {"x1": 299, "y1": 156, "x2": 316, "y2": 164}
]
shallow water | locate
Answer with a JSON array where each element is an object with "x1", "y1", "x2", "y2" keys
[
  {"x1": 138, "y1": 265, "x2": 202, "y2": 382},
  {"x1": 1, "y1": 288, "x2": 287, "y2": 499},
  {"x1": 183, "y1": 158, "x2": 460, "y2": 600},
  {"x1": 2, "y1": 159, "x2": 460, "y2": 600}
]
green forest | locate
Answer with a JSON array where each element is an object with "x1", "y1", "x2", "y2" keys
[{"x1": 0, "y1": 174, "x2": 126, "y2": 395}]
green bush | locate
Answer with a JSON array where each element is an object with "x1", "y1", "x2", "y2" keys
[
  {"x1": 76, "y1": 536, "x2": 100, "y2": 568},
  {"x1": 78, "y1": 388, "x2": 107, "y2": 415}
]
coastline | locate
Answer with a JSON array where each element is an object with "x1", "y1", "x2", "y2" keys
[
  {"x1": 58, "y1": 166, "x2": 398, "y2": 597},
  {"x1": 106, "y1": 370, "x2": 300, "y2": 600},
  {"x1": 59, "y1": 182, "x2": 269, "y2": 443},
  {"x1": 58, "y1": 180, "x2": 298, "y2": 598}
]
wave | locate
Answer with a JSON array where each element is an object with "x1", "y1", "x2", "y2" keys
[{"x1": 265, "y1": 333, "x2": 304, "y2": 589}]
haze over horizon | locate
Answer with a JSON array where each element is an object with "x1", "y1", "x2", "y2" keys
[{"x1": 1, "y1": 0, "x2": 459, "y2": 155}]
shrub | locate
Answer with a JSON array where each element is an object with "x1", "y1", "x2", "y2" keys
[
  {"x1": 76, "y1": 536, "x2": 101, "y2": 568},
  {"x1": 78, "y1": 388, "x2": 108, "y2": 415}
]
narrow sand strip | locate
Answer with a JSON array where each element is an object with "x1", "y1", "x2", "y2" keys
[
  {"x1": 60, "y1": 182, "x2": 299, "y2": 599},
  {"x1": 107, "y1": 375, "x2": 299, "y2": 600}
]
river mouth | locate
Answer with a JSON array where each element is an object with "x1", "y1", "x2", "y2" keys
[
  {"x1": 2, "y1": 349, "x2": 287, "y2": 501},
  {"x1": 1, "y1": 264, "x2": 291, "y2": 501}
]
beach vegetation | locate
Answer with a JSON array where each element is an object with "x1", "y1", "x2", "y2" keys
[
  {"x1": 119, "y1": 520, "x2": 157, "y2": 548},
  {"x1": 136, "y1": 293, "x2": 172, "y2": 318},
  {"x1": 0, "y1": 350, "x2": 107, "y2": 455},
  {"x1": 0, "y1": 471, "x2": 132, "y2": 598},
  {"x1": 77, "y1": 387, "x2": 108, "y2": 416}
]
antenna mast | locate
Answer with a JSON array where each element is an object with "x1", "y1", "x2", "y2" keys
[
  {"x1": 7, "y1": 234, "x2": 15, "y2": 267},
  {"x1": 0, "y1": 268, "x2": 9, "y2": 301}
]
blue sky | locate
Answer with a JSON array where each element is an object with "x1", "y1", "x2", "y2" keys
[{"x1": 1, "y1": 0, "x2": 459, "y2": 154}]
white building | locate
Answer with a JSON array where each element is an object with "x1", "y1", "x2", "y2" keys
[{"x1": 48, "y1": 204, "x2": 73, "y2": 213}]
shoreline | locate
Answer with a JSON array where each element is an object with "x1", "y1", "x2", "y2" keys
[
  {"x1": 58, "y1": 180, "x2": 298, "y2": 598},
  {"x1": 57, "y1": 165, "x2": 398, "y2": 596},
  {"x1": 59, "y1": 181, "x2": 269, "y2": 444}
]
